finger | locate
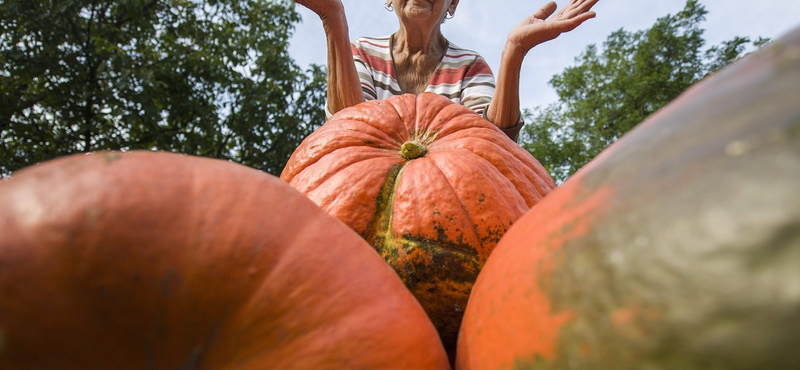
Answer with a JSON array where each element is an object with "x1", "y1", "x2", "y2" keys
[
  {"x1": 530, "y1": 1, "x2": 558, "y2": 21},
  {"x1": 576, "y1": 0, "x2": 598, "y2": 9},
  {"x1": 555, "y1": 11, "x2": 596, "y2": 32},
  {"x1": 562, "y1": 0, "x2": 600, "y2": 18},
  {"x1": 577, "y1": 0, "x2": 600, "y2": 13},
  {"x1": 557, "y1": 0, "x2": 583, "y2": 14}
]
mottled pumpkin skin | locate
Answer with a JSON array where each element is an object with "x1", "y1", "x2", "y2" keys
[
  {"x1": 281, "y1": 93, "x2": 555, "y2": 356},
  {"x1": 0, "y1": 151, "x2": 450, "y2": 370},
  {"x1": 457, "y1": 27, "x2": 800, "y2": 370}
]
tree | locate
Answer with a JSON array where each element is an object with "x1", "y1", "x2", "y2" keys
[
  {"x1": 0, "y1": 0, "x2": 326, "y2": 177},
  {"x1": 520, "y1": 0, "x2": 769, "y2": 183}
]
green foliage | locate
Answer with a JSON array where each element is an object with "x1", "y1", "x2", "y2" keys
[
  {"x1": 520, "y1": 0, "x2": 768, "y2": 183},
  {"x1": 1, "y1": 0, "x2": 326, "y2": 176}
]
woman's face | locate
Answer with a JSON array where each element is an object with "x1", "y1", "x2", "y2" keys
[{"x1": 388, "y1": 0, "x2": 459, "y2": 26}]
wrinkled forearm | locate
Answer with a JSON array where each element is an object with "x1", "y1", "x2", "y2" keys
[
  {"x1": 486, "y1": 42, "x2": 525, "y2": 129},
  {"x1": 319, "y1": 7, "x2": 364, "y2": 115}
]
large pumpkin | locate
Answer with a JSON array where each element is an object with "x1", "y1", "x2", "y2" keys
[
  {"x1": 281, "y1": 92, "x2": 555, "y2": 355},
  {"x1": 457, "y1": 27, "x2": 800, "y2": 369},
  {"x1": 0, "y1": 151, "x2": 450, "y2": 370}
]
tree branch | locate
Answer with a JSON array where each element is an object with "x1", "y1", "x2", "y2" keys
[{"x1": 115, "y1": 0, "x2": 161, "y2": 28}]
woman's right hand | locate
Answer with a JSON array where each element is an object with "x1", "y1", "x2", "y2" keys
[
  {"x1": 293, "y1": 0, "x2": 364, "y2": 115},
  {"x1": 294, "y1": 0, "x2": 345, "y2": 21}
]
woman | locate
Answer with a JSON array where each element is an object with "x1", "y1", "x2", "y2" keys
[{"x1": 296, "y1": 0, "x2": 599, "y2": 141}]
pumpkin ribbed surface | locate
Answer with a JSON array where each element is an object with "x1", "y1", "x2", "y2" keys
[
  {"x1": 0, "y1": 151, "x2": 450, "y2": 370},
  {"x1": 281, "y1": 92, "x2": 555, "y2": 356}
]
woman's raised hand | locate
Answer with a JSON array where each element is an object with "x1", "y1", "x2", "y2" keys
[
  {"x1": 507, "y1": 0, "x2": 599, "y2": 57},
  {"x1": 294, "y1": 0, "x2": 345, "y2": 21},
  {"x1": 487, "y1": 0, "x2": 597, "y2": 129},
  {"x1": 293, "y1": 0, "x2": 363, "y2": 115}
]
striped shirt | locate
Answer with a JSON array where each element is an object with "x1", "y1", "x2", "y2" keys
[{"x1": 326, "y1": 35, "x2": 496, "y2": 118}]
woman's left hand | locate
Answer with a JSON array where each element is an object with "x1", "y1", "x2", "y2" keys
[
  {"x1": 486, "y1": 0, "x2": 598, "y2": 129},
  {"x1": 506, "y1": 0, "x2": 599, "y2": 58}
]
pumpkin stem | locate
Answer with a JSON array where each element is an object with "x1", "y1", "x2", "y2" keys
[{"x1": 400, "y1": 140, "x2": 427, "y2": 160}]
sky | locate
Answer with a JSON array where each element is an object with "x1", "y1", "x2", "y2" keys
[{"x1": 288, "y1": 0, "x2": 800, "y2": 110}]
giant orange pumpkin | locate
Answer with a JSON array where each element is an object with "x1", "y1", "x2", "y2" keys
[
  {"x1": 457, "y1": 27, "x2": 800, "y2": 370},
  {"x1": 281, "y1": 93, "x2": 555, "y2": 356},
  {"x1": 0, "y1": 151, "x2": 450, "y2": 370}
]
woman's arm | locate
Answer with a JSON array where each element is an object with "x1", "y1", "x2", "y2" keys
[
  {"x1": 487, "y1": 0, "x2": 598, "y2": 129},
  {"x1": 295, "y1": 0, "x2": 365, "y2": 115}
]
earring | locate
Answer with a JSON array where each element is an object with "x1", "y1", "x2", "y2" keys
[
  {"x1": 385, "y1": 3, "x2": 393, "y2": 12},
  {"x1": 445, "y1": 11, "x2": 454, "y2": 19}
]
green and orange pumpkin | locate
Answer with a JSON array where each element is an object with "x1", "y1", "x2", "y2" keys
[
  {"x1": 281, "y1": 93, "x2": 555, "y2": 354},
  {"x1": 457, "y1": 26, "x2": 800, "y2": 370}
]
